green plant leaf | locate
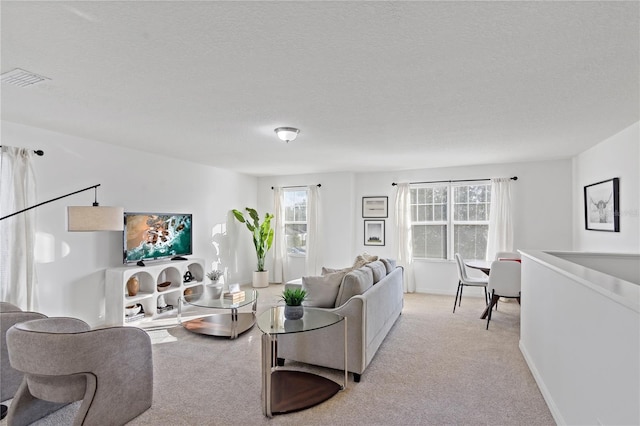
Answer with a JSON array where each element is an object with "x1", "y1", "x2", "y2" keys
[
  {"x1": 232, "y1": 209, "x2": 246, "y2": 223},
  {"x1": 281, "y1": 288, "x2": 307, "y2": 306},
  {"x1": 232, "y1": 207, "x2": 274, "y2": 272}
]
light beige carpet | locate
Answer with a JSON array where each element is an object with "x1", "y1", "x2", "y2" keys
[{"x1": 3, "y1": 285, "x2": 555, "y2": 425}]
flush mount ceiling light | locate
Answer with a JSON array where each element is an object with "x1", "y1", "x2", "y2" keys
[{"x1": 274, "y1": 127, "x2": 300, "y2": 143}]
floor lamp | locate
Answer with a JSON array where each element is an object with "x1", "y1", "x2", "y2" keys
[
  {"x1": 0, "y1": 184, "x2": 123, "y2": 231},
  {"x1": 1, "y1": 185, "x2": 122, "y2": 419}
]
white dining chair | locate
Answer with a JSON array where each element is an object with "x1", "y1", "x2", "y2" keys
[
  {"x1": 486, "y1": 260, "x2": 521, "y2": 329},
  {"x1": 453, "y1": 253, "x2": 489, "y2": 313}
]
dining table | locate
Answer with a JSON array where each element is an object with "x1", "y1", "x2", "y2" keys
[{"x1": 465, "y1": 259, "x2": 492, "y2": 276}]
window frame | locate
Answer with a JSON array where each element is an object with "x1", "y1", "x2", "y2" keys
[
  {"x1": 410, "y1": 185, "x2": 449, "y2": 260},
  {"x1": 283, "y1": 188, "x2": 309, "y2": 257},
  {"x1": 410, "y1": 182, "x2": 491, "y2": 260}
]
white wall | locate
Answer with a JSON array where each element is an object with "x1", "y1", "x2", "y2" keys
[
  {"x1": 6, "y1": 120, "x2": 633, "y2": 324},
  {"x1": 573, "y1": 122, "x2": 640, "y2": 253},
  {"x1": 258, "y1": 159, "x2": 573, "y2": 295},
  {"x1": 356, "y1": 160, "x2": 574, "y2": 294},
  {"x1": 2, "y1": 121, "x2": 256, "y2": 327},
  {"x1": 257, "y1": 172, "x2": 357, "y2": 282},
  {"x1": 520, "y1": 250, "x2": 639, "y2": 426}
]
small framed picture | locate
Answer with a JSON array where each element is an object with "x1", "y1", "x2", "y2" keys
[
  {"x1": 364, "y1": 220, "x2": 385, "y2": 246},
  {"x1": 584, "y1": 177, "x2": 619, "y2": 232},
  {"x1": 362, "y1": 196, "x2": 388, "y2": 218}
]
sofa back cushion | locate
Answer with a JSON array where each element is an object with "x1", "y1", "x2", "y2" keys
[
  {"x1": 302, "y1": 272, "x2": 345, "y2": 308},
  {"x1": 365, "y1": 260, "x2": 387, "y2": 284},
  {"x1": 379, "y1": 258, "x2": 397, "y2": 274},
  {"x1": 334, "y1": 267, "x2": 374, "y2": 307}
]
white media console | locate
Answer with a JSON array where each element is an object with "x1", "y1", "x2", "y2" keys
[{"x1": 105, "y1": 258, "x2": 205, "y2": 328}]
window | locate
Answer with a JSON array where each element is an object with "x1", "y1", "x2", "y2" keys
[
  {"x1": 283, "y1": 189, "x2": 308, "y2": 256},
  {"x1": 411, "y1": 183, "x2": 491, "y2": 260},
  {"x1": 452, "y1": 184, "x2": 491, "y2": 260},
  {"x1": 411, "y1": 186, "x2": 448, "y2": 259}
]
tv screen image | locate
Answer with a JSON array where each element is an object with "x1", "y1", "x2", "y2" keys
[{"x1": 123, "y1": 213, "x2": 192, "y2": 264}]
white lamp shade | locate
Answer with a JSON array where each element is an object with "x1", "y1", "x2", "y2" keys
[{"x1": 67, "y1": 206, "x2": 124, "y2": 231}]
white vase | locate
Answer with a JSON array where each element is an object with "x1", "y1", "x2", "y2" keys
[
  {"x1": 157, "y1": 294, "x2": 167, "y2": 308},
  {"x1": 252, "y1": 271, "x2": 269, "y2": 288},
  {"x1": 206, "y1": 281, "x2": 222, "y2": 298}
]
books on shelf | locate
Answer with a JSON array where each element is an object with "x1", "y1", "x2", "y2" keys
[
  {"x1": 157, "y1": 304, "x2": 174, "y2": 314},
  {"x1": 223, "y1": 290, "x2": 245, "y2": 303},
  {"x1": 124, "y1": 312, "x2": 145, "y2": 323}
]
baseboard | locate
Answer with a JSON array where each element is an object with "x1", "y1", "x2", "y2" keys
[{"x1": 519, "y1": 340, "x2": 565, "y2": 425}]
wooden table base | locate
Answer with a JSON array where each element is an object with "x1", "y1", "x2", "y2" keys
[
  {"x1": 181, "y1": 312, "x2": 255, "y2": 338},
  {"x1": 269, "y1": 370, "x2": 341, "y2": 414}
]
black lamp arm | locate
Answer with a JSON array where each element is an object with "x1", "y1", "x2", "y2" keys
[{"x1": 0, "y1": 184, "x2": 101, "y2": 221}]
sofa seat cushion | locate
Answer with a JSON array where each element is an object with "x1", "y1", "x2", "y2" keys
[
  {"x1": 334, "y1": 267, "x2": 374, "y2": 307},
  {"x1": 365, "y1": 260, "x2": 387, "y2": 283},
  {"x1": 302, "y1": 272, "x2": 345, "y2": 308}
]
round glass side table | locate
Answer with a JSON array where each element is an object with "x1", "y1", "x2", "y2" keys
[{"x1": 257, "y1": 306, "x2": 347, "y2": 417}]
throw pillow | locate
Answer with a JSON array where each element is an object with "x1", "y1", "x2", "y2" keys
[
  {"x1": 321, "y1": 266, "x2": 352, "y2": 275},
  {"x1": 302, "y1": 272, "x2": 345, "y2": 308},
  {"x1": 334, "y1": 267, "x2": 374, "y2": 307},
  {"x1": 380, "y1": 258, "x2": 397, "y2": 274},
  {"x1": 352, "y1": 253, "x2": 378, "y2": 269},
  {"x1": 365, "y1": 260, "x2": 387, "y2": 283},
  {"x1": 362, "y1": 252, "x2": 378, "y2": 262}
]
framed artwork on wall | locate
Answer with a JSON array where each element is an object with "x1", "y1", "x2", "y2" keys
[
  {"x1": 584, "y1": 177, "x2": 619, "y2": 232},
  {"x1": 364, "y1": 220, "x2": 385, "y2": 246},
  {"x1": 362, "y1": 196, "x2": 388, "y2": 218}
]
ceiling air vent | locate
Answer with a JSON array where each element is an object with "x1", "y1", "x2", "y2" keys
[{"x1": 1, "y1": 68, "x2": 50, "y2": 87}]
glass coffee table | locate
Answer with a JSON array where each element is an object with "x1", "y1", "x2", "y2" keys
[
  {"x1": 257, "y1": 306, "x2": 347, "y2": 417},
  {"x1": 178, "y1": 290, "x2": 258, "y2": 339}
]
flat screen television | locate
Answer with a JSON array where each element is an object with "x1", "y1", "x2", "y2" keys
[{"x1": 123, "y1": 212, "x2": 192, "y2": 265}]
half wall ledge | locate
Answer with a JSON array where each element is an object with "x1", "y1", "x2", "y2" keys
[{"x1": 519, "y1": 250, "x2": 639, "y2": 426}]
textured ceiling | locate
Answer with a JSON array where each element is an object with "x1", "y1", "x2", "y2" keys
[{"x1": 1, "y1": 1, "x2": 638, "y2": 176}]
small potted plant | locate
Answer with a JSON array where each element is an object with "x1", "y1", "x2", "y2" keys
[
  {"x1": 206, "y1": 270, "x2": 223, "y2": 283},
  {"x1": 206, "y1": 270, "x2": 224, "y2": 298},
  {"x1": 281, "y1": 288, "x2": 307, "y2": 320}
]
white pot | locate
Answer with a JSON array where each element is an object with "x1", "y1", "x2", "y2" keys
[
  {"x1": 206, "y1": 283, "x2": 223, "y2": 299},
  {"x1": 252, "y1": 271, "x2": 269, "y2": 288}
]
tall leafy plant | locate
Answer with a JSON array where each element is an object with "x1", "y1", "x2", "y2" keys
[{"x1": 232, "y1": 208, "x2": 274, "y2": 272}]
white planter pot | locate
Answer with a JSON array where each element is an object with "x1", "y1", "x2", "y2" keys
[
  {"x1": 252, "y1": 271, "x2": 269, "y2": 288},
  {"x1": 206, "y1": 282, "x2": 223, "y2": 299}
]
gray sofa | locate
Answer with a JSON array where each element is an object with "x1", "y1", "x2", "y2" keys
[{"x1": 278, "y1": 259, "x2": 404, "y2": 382}]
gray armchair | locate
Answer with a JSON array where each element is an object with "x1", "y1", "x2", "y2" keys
[
  {"x1": 0, "y1": 302, "x2": 47, "y2": 403},
  {"x1": 6, "y1": 317, "x2": 153, "y2": 426}
]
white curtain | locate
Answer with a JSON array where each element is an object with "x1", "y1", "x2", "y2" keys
[
  {"x1": 272, "y1": 187, "x2": 287, "y2": 283},
  {"x1": 394, "y1": 183, "x2": 415, "y2": 293},
  {"x1": 486, "y1": 177, "x2": 514, "y2": 261},
  {"x1": 305, "y1": 185, "x2": 322, "y2": 276},
  {"x1": 0, "y1": 146, "x2": 39, "y2": 310}
]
